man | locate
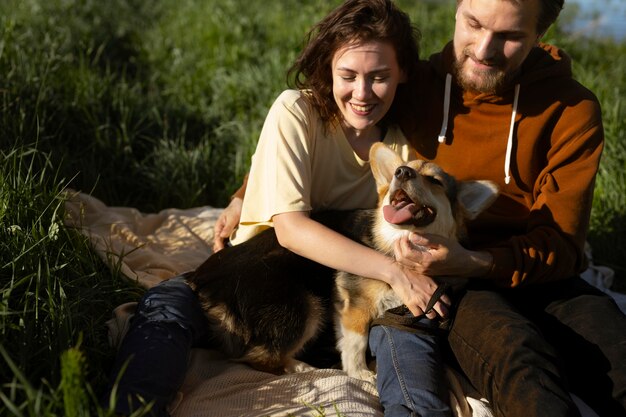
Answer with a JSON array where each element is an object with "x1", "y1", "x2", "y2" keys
[
  {"x1": 394, "y1": 0, "x2": 626, "y2": 416},
  {"x1": 214, "y1": 0, "x2": 626, "y2": 416}
]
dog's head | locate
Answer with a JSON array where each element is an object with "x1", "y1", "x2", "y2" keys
[{"x1": 369, "y1": 143, "x2": 498, "y2": 252}]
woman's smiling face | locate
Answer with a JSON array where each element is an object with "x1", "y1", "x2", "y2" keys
[{"x1": 331, "y1": 40, "x2": 405, "y2": 138}]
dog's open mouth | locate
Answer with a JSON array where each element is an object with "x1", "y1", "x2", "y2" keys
[{"x1": 383, "y1": 189, "x2": 436, "y2": 227}]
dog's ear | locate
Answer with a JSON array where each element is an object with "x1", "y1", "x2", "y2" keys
[
  {"x1": 369, "y1": 143, "x2": 404, "y2": 191},
  {"x1": 456, "y1": 180, "x2": 499, "y2": 220}
]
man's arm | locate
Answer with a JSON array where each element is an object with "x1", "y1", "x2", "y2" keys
[
  {"x1": 398, "y1": 99, "x2": 604, "y2": 287},
  {"x1": 485, "y1": 99, "x2": 604, "y2": 286}
]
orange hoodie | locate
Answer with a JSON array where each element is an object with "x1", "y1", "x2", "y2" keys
[{"x1": 404, "y1": 42, "x2": 604, "y2": 287}]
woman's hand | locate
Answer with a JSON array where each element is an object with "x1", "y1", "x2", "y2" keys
[
  {"x1": 387, "y1": 262, "x2": 451, "y2": 319},
  {"x1": 212, "y1": 197, "x2": 243, "y2": 253}
]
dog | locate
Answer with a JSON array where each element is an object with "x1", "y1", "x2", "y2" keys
[
  {"x1": 186, "y1": 143, "x2": 498, "y2": 383},
  {"x1": 334, "y1": 142, "x2": 498, "y2": 384}
]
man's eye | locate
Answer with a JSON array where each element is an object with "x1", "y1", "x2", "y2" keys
[
  {"x1": 467, "y1": 20, "x2": 481, "y2": 30},
  {"x1": 502, "y1": 33, "x2": 525, "y2": 42}
]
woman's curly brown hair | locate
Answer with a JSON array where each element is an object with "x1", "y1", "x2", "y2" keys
[{"x1": 287, "y1": 0, "x2": 421, "y2": 130}]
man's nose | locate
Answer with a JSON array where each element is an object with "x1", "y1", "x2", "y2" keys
[{"x1": 474, "y1": 31, "x2": 499, "y2": 62}]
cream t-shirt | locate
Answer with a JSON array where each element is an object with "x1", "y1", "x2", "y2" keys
[{"x1": 230, "y1": 89, "x2": 414, "y2": 245}]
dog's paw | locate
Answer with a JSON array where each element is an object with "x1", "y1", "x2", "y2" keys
[
  {"x1": 349, "y1": 368, "x2": 377, "y2": 385},
  {"x1": 284, "y1": 358, "x2": 317, "y2": 374}
]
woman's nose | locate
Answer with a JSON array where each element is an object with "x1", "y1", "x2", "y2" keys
[{"x1": 353, "y1": 78, "x2": 372, "y2": 101}]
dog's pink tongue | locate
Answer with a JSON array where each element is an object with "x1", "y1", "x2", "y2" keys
[{"x1": 383, "y1": 203, "x2": 418, "y2": 225}]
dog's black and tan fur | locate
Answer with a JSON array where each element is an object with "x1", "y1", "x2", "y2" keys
[
  {"x1": 186, "y1": 143, "x2": 498, "y2": 380},
  {"x1": 334, "y1": 143, "x2": 498, "y2": 383},
  {"x1": 187, "y1": 209, "x2": 365, "y2": 373}
]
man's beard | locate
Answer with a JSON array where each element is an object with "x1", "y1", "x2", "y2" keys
[{"x1": 453, "y1": 47, "x2": 508, "y2": 94}]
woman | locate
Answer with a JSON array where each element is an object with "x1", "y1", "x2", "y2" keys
[{"x1": 105, "y1": 1, "x2": 452, "y2": 416}]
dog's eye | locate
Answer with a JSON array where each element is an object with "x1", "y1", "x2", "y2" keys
[{"x1": 425, "y1": 176, "x2": 443, "y2": 186}]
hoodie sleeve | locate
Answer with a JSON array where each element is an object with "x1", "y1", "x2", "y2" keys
[{"x1": 485, "y1": 96, "x2": 604, "y2": 287}]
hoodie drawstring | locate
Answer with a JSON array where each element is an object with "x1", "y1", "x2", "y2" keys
[
  {"x1": 504, "y1": 84, "x2": 520, "y2": 184},
  {"x1": 438, "y1": 73, "x2": 452, "y2": 144},
  {"x1": 437, "y1": 73, "x2": 521, "y2": 185}
]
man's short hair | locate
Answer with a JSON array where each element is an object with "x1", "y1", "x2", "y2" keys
[
  {"x1": 536, "y1": 0, "x2": 564, "y2": 35},
  {"x1": 456, "y1": 0, "x2": 564, "y2": 36}
]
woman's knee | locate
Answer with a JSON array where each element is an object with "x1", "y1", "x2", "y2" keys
[{"x1": 135, "y1": 276, "x2": 207, "y2": 333}]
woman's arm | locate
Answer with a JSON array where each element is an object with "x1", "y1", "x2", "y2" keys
[{"x1": 273, "y1": 211, "x2": 450, "y2": 318}]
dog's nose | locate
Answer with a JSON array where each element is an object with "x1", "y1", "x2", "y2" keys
[{"x1": 394, "y1": 166, "x2": 415, "y2": 182}]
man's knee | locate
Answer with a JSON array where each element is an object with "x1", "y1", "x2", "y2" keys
[{"x1": 448, "y1": 289, "x2": 581, "y2": 417}]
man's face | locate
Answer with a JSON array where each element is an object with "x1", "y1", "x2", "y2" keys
[{"x1": 453, "y1": 0, "x2": 541, "y2": 93}]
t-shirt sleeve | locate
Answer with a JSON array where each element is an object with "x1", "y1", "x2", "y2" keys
[{"x1": 232, "y1": 91, "x2": 315, "y2": 241}]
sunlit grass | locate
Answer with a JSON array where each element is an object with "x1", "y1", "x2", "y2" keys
[{"x1": 1, "y1": 0, "x2": 624, "y2": 415}]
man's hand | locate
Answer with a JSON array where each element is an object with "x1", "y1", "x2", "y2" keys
[
  {"x1": 212, "y1": 197, "x2": 243, "y2": 252},
  {"x1": 394, "y1": 233, "x2": 493, "y2": 279}
]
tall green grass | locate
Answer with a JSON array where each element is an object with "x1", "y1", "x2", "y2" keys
[
  {"x1": 0, "y1": 146, "x2": 145, "y2": 415},
  {"x1": 1, "y1": 0, "x2": 625, "y2": 415}
]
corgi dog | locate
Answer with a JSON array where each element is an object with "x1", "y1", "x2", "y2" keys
[
  {"x1": 186, "y1": 143, "x2": 498, "y2": 384},
  {"x1": 334, "y1": 142, "x2": 498, "y2": 383}
]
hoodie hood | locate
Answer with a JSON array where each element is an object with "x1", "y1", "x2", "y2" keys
[
  {"x1": 430, "y1": 42, "x2": 573, "y2": 99},
  {"x1": 430, "y1": 42, "x2": 573, "y2": 184}
]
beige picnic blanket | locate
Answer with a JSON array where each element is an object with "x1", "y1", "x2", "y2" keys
[
  {"x1": 64, "y1": 190, "x2": 222, "y2": 288},
  {"x1": 64, "y1": 190, "x2": 491, "y2": 417},
  {"x1": 65, "y1": 190, "x2": 619, "y2": 417},
  {"x1": 64, "y1": 191, "x2": 390, "y2": 416}
]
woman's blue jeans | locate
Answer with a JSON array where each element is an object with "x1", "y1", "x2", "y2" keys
[
  {"x1": 105, "y1": 275, "x2": 451, "y2": 417},
  {"x1": 103, "y1": 275, "x2": 209, "y2": 417},
  {"x1": 369, "y1": 319, "x2": 452, "y2": 417}
]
